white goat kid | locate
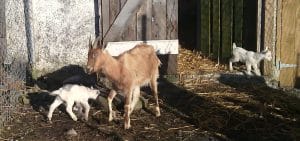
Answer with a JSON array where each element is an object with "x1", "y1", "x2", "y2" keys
[
  {"x1": 47, "y1": 84, "x2": 100, "y2": 122},
  {"x1": 229, "y1": 43, "x2": 272, "y2": 76}
]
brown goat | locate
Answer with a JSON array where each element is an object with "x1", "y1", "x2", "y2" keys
[{"x1": 87, "y1": 37, "x2": 161, "y2": 129}]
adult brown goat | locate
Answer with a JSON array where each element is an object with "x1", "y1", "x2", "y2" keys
[{"x1": 86, "y1": 37, "x2": 161, "y2": 129}]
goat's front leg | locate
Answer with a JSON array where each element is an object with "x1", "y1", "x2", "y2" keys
[
  {"x1": 108, "y1": 90, "x2": 117, "y2": 122},
  {"x1": 124, "y1": 89, "x2": 133, "y2": 129},
  {"x1": 82, "y1": 101, "x2": 90, "y2": 121},
  {"x1": 229, "y1": 57, "x2": 238, "y2": 72},
  {"x1": 47, "y1": 98, "x2": 63, "y2": 122},
  {"x1": 253, "y1": 64, "x2": 261, "y2": 76},
  {"x1": 245, "y1": 63, "x2": 253, "y2": 76},
  {"x1": 66, "y1": 101, "x2": 78, "y2": 121}
]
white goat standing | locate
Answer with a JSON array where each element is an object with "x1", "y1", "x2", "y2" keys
[
  {"x1": 229, "y1": 43, "x2": 272, "y2": 76},
  {"x1": 47, "y1": 84, "x2": 100, "y2": 122}
]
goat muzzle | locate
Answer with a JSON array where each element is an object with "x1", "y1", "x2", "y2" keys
[{"x1": 85, "y1": 66, "x2": 94, "y2": 74}]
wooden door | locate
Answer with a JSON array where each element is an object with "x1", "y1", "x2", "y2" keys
[
  {"x1": 97, "y1": 0, "x2": 178, "y2": 74},
  {"x1": 278, "y1": 0, "x2": 300, "y2": 88}
]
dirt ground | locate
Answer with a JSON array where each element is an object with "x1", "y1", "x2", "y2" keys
[{"x1": 1, "y1": 48, "x2": 300, "y2": 141}]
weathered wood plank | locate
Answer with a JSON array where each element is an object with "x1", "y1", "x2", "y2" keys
[
  {"x1": 166, "y1": 0, "x2": 178, "y2": 39},
  {"x1": 136, "y1": 0, "x2": 152, "y2": 41},
  {"x1": 211, "y1": 0, "x2": 220, "y2": 59},
  {"x1": 199, "y1": 0, "x2": 211, "y2": 55},
  {"x1": 233, "y1": 0, "x2": 243, "y2": 45},
  {"x1": 295, "y1": 7, "x2": 300, "y2": 88},
  {"x1": 122, "y1": 15, "x2": 136, "y2": 41},
  {"x1": 101, "y1": 0, "x2": 110, "y2": 38},
  {"x1": 120, "y1": 0, "x2": 126, "y2": 9},
  {"x1": 109, "y1": 0, "x2": 120, "y2": 25},
  {"x1": 105, "y1": 40, "x2": 179, "y2": 56},
  {"x1": 166, "y1": 0, "x2": 178, "y2": 75},
  {"x1": 152, "y1": 0, "x2": 167, "y2": 40},
  {"x1": 262, "y1": 0, "x2": 276, "y2": 76},
  {"x1": 158, "y1": 54, "x2": 177, "y2": 75},
  {"x1": 103, "y1": 0, "x2": 144, "y2": 43},
  {"x1": 146, "y1": 0, "x2": 152, "y2": 40},
  {"x1": 136, "y1": 2, "x2": 147, "y2": 41},
  {"x1": 279, "y1": 0, "x2": 298, "y2": 88},
  {"x1": 221, "y1": 0, "x2": 233, "y2": 59}
]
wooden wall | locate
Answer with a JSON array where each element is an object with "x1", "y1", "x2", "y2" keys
[
  {"x1": 98, "y1": 0, "x2": 178, "y2": 42},
  {"x1": 196, "y1": 0, "x2": 257, "y2": 60},
  {"x1": 97, "y1": 0, "x2": 178, "y2": 74}
]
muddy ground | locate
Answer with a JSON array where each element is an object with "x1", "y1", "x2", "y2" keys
[{"x1": 1, "y1": 48, "x2": 300, "y2": 141}]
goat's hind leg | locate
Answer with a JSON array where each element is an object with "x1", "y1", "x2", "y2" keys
[
  {"x1": 130, "y1": 87, "x2": 140, "y2": 114},
  {"x1": 229, "y1": 57, "x2": 239, "y2": 71},
  {"x1": 124, "y1": 88, "x2": 133, "y2": 129},
  {"x1": 108, "y1": 90, "x2": 117, "y2": 122},
  {"x1": 47, "y1": 97, "x2": 63, "y2": 122},
  {"x1": 150, "y1": 76, "x2": 160, "y2": 117}
]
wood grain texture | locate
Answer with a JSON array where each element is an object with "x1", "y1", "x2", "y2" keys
[
  {"x1": 278, "y1": 0, "x2": 299, "y2": 88},
  {"x1": 221, "y1": 0, "x2": 233, "y2": 59},
  {"x1": 152, "y1": 0, "x2": 167, "y2": 40},
  {"x1": 109, "y1": 0, "x2": 120, "y2": 25},
  {"x1": 102, "y1": 0, "x2": 110, "y2": 37},
  {"x1": 211, "y1": 0, "x2": 220, "y2": 59},
  {"x1": 103, "y1": 0, "x2": 144, "y2": 42},
  {"x1": 199, "y1": 0, "x2": 211, "y2": 55},
  {"x1": 167, "y1": 0, "x2": 178, "y2": 40}
]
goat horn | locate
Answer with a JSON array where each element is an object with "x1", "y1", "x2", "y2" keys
[
  {"x1": 92, "y1": 36, "x2": 102, "y2": 49},
  {"x1": 89, "y1": 36, "x2": 92, "y2": 48}
]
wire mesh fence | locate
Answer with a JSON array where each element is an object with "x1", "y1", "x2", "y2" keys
[
  {"x1": 0, "y1": 50, "x2": 27, "y2": 129},
  {"x1": 0, "y1": 1, "x2": 27, "y2": 129}
]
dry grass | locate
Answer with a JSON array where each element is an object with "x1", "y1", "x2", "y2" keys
[{"x1": 178, "y1": 47, "x2": 227, "y2": 75}]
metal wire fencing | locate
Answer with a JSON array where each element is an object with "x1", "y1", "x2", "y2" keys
[
  {"x1": 0, "y1": 50, "x2": 27, "y2": 129},
  {"x1": 0, "y1": 1, "x2": 27, "y2": 128}
]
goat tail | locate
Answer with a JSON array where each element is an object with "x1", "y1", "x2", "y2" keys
[{"x1": 232, "y1": 42, "x2": 237, "y2": 49}]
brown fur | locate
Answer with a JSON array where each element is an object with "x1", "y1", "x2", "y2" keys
[{"x1": 87, "y1": 38, "x2": 161, "y2": 129}]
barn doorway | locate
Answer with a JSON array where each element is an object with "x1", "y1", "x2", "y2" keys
[{"x1": 178, "y1": 0, "x2": 259, "y2": 60}]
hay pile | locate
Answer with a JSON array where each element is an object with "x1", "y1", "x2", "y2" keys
[{"x1": 177, "y1": 48, "x2": 227, "y2": 75}]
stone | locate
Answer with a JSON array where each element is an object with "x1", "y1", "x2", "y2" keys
[{"x1": 66, "y1": 128, "x2": 77, "y2": 137}]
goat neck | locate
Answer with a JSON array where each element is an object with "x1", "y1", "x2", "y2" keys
[{"x1": 100, "y1": 52, "x2": 123, "y2": 86}]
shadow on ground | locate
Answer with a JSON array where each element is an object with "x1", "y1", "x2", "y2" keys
[
  {"x1": 157, "y1": 73, "x2": 300, "y2": 141},
  {"x1": 6, "y1": 66, "x2": 300, "y2": 141}
]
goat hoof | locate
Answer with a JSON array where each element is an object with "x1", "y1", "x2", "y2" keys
[
  {"x1": 47, "y1": 120, "x2": 52, "y2": 124},
  {"x1": 108, "y1": 116, "x2": 113, "y2": 122},
  {"x1": 72, "y1": 117, "x2": 78, "y2": 121},
  {"x1": 155, "y1": 107, "x2": 161, "y2": 117},
  {"x1": 124, "y1": 124, "x2": 131, "y2": 129}
]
